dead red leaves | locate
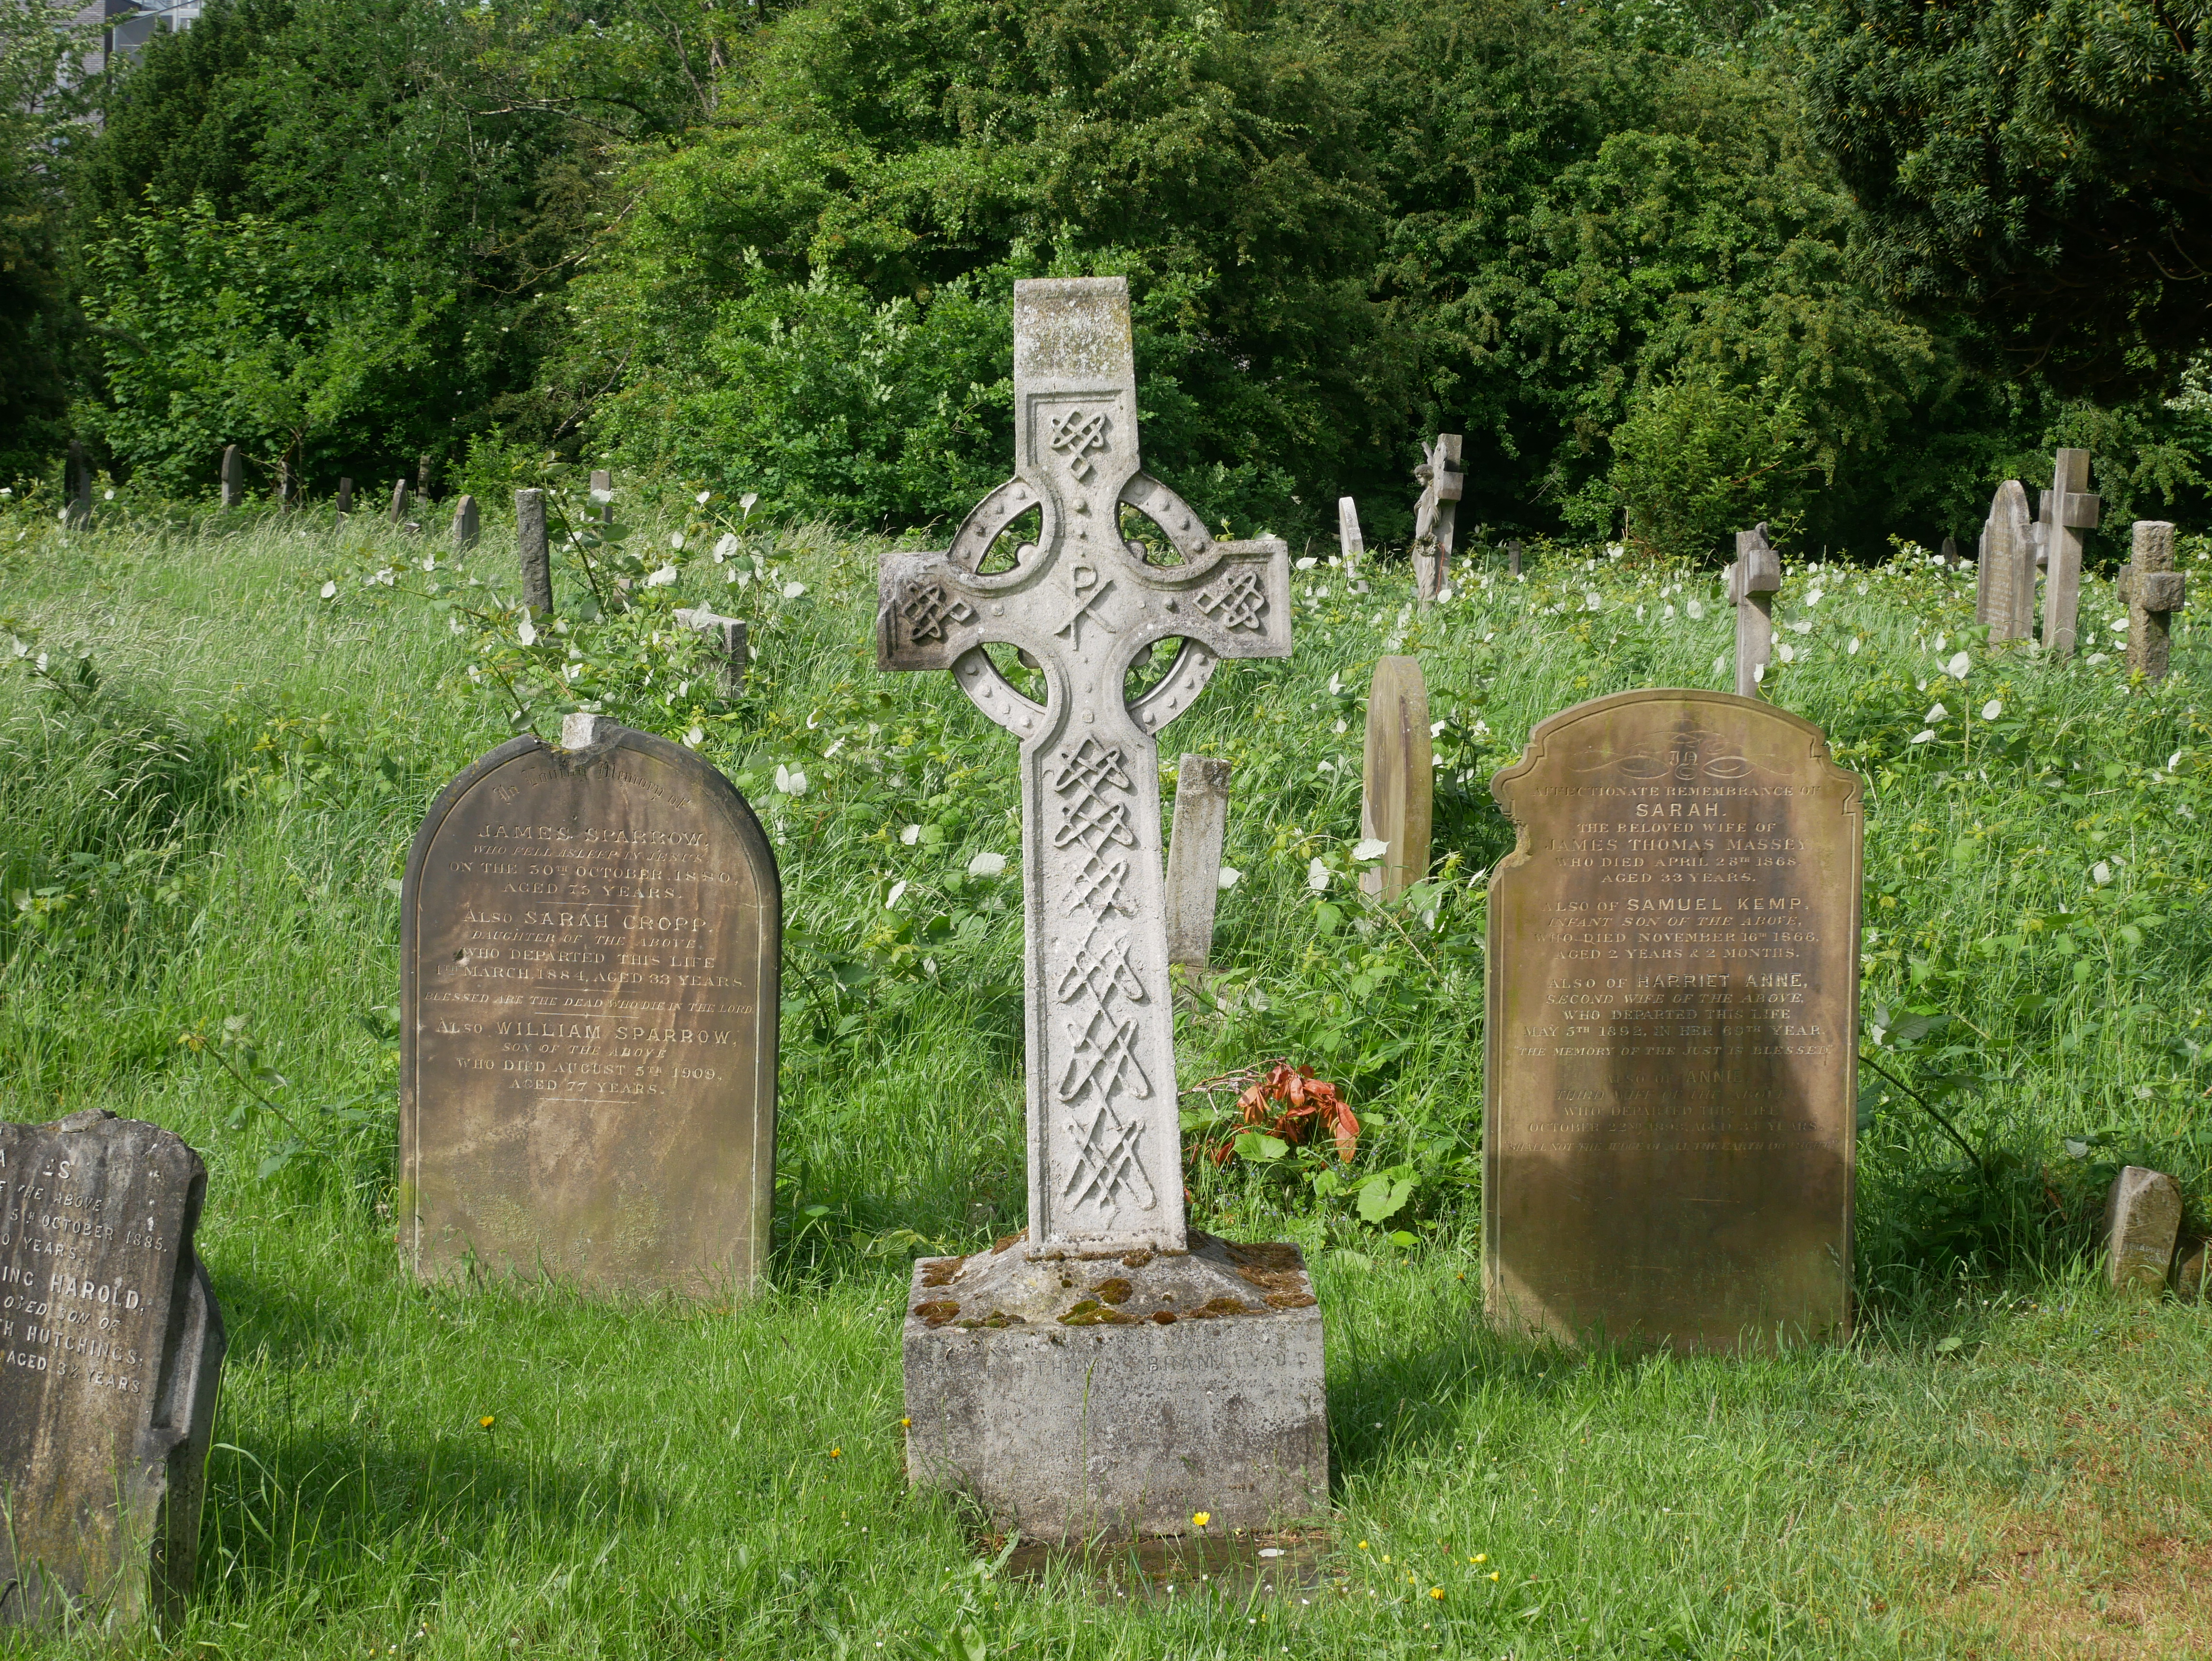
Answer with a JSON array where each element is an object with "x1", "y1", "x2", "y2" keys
[{"x1": 1204, "y1": 1062, "x2": 1358, "y2": 1167}]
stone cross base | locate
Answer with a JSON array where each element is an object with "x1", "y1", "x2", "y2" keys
[{"x1": 902, "y1": 1233, "x2": 1327, "y2": 1539}]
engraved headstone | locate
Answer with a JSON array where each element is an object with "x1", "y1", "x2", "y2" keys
[
  {"x1": 1163, "y1": 754, "x2": 1232, "y2": 973},
  {"x1": 2120, "y1": 520, "x2": 2186, "y2": 682},
  {"x1": 1410, "y1": 433, "x2": 1463, "y2": 604},
  {"x1": 2039, "y1": 448, "x2": 2099, "y2": 657},
  {"x1": 451, "y1": 494, "x2": 479, "y2": 555},
  {"x1": 1725, "y1": 523, "x2": 1780, "y2": 696},
  {"x1": 1336, "y1": 497, "x2": 1364, "y2": 573},
  {"x1": 400, "y1": 715, "x2": 780, "y2": 1296},
  {"x1": 1977, "y1": 481, "x2": 2036, "y2": 641},
  {"x1": 2103, "y1": 1165, "x2": 2181, "y2": 1292},
  {"x1": 1485, "y1": 689, "x2": 1863, "y2": 1351},
  {"x1": 0, "y1": 1109, "x2": 224, "y2": 1630},
  {"x1": 219, "y1": 446, "x2": 243, "y2": 510},
  {"x1": 517, "y1": 488, "x2": 552, "y2": 617},
  {"x1": 1359, "y1": 656, "x2": 1432, "y2": 903},
  {"x1": 882, "y1": 277, "x2": 1323, "y2": 1539}
]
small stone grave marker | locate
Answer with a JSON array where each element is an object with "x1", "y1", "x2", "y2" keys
[
  {"x1": 275, "y1": 457, "x2": 296, "y2": 511},
  {"x1": 65, "y1": 442, "x2": 92, "y2": 531},
  {"x1": 336, "y1": 476, "x2": 354, "y2": 517},
  {"x1": 672, "y1": 606, "x2": 747, "y2": 698},
  {"x1": 0, "y1": 1109, "x2": 225, "y2": 1630},
  {"x1": 1507, "y1": 538, "x2": 1522, "y2": 578},
  {"x1": 451, "y1": 494, "x2": 479, "y2": 555},
  {"x1": 1485, "y1": 689, "x2": 1863, "y2": 1351},
  {"x1": 1359, "y1": 657, "x2": 1432, "y2": 903},
  {"x1": 388, "y1": 477, "x2": 410, "y2": 527},
  {"x1": 2103, "y1": 1165, "x2": 2181, "y2": 1292},
  {"x1": 1725, "y1": 523, "x2": 1780, "y2": 696},
  {"x1": 400, "y1": 714, "x2": 780, "y2": 1295},
  {"x1": 590, "y1": 469, "x2": 613, "y2": 526},
  {"x1": 517, "y1": 488, "x2": 552, "y2": 617},
  {"x1": 1163, "y1": 754, "x2": 1232, "y2": 975},
  {"x1": 2119, "y1": 520, "x2": 2186, "y2": 682},
  {"x1": 219, "y1": 446, "x2": 243, "y2": 510},
  {"x1": 2039, "y1": 448, "x2": 2099, "y2": 657},
  {"x1": 1976, "y1": 481, "x2": 2036, "y2": 641},
  {"x1": 1410, "y1": 433, "x2": 1463, "y2": 604},
  {"x1": 1336, "y1": 497, "x2": 1363, "y2": 572}
]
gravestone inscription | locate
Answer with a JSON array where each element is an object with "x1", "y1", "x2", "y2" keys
[
  {"x1": 0, "y1": 1109, "x2": 225, "y2": 1631},
  {"x1": 400, "y1": 715, "x2": 780, "y2": 1296},
  {"x1": 1485, "y1": 689, "x2": 1862, "y2": 1351}
]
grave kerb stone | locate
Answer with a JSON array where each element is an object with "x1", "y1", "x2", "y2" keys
[{"x1": 1163, "y1": 754, "x2": 1232, "y2": 973}]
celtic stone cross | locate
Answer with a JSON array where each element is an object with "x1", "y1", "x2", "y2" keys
[
  {"x1": 876, "y1": 277, "x2": 1291, "y2": 1255},
  {"x1": 1410, "y1": 433, "x2": 1463, "y2": 604}
]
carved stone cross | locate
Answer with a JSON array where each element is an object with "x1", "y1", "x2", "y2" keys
[
  {"x1": 876, "y1": 277, "x2": 1291, "y2": 1255},
  {"x1": 2120, "y1": 520, "x2": 2186, "y2": 682},
  {"x1": 2038, "y1": 447, "x2": 2100, "y2": 657},
  {"x1": 1411, "y1": 433, "x2": 1463, "y2": 604},
  {"x1": 1725, "y1": 522, "x2": 1780, "y2": 697}
]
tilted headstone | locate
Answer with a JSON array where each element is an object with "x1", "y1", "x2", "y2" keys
[
  {"x1": 1163, "y1": 754, "x2": 1232, "y2": 973},
  {"x1": 516, "y1": 488, "x2": 552, "y2": 616},
  {"x1": 881, "y1": 277, "x2": 1323, "y2": 1540},
  {"x1": 2039, "y1": 448, "x2": 2099, "y2": 657},
  {"x1": 1977, "y1": 481, "x2": 2036, "y2": 640},
  {"x1": 219, "y1": 446, "x2": 243, "y2": 510},
  {"x1": 335, "y1": 476, "x2": 354, "y2": 517},
  {"x1": 388, "y1": 478, "x2": 410, "y2": 527},
  {"x1": 590, "y1": 468, "x2": 613, "y2": 526},
  {"x1": 451, "y1": 494, "x2": 479, "y2": 555},
  {"x1": 672, "y1": 606, "x2": 747, "y2": 698},
  {"x1": 2103, "y1": 1165, "x2": 2181, "y2": 1292},
  {"x1": 64, "y1": 442, "x2": 92, "y2": 530},
  {"x1": 1410, "y1": 433, "x2": 1463, "y2": 604},
  {"x1": 2119, "y1": 520, "x2": 2186, "y2": 682},
  {"x1": 400, "y1": 714, "x2": 780, "y2": 1296},
  {"x1": 1486, "y1": 690, "x2": 1862, "y2": 1351},
  {"x1": 1359, "y1": 656, "x2": 1432, "y2": 903},
  {"x1": 1336, "y1": 497, "x2": 1364, "y2": 572},
  {"x1": 1725, "y1": 523, "x2": 1780, "y2": 697},
  {"x1": 0, "y1": 1109, "x2": 225, "y2": 1630}
]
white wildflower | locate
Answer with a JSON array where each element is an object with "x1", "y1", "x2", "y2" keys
[
  {"x1": 1982, "y1": 700, "x2": 2003, "y2": 720},
  {"x1": 1217, "y1": 866, "x2": 1241, "y2": 891},
  {"x1": 967, "y1": 851, "x2": 1007, "y2": 877},
  {"x1": 518, "y1": 618, "x2": 538, "y2": 646},
  {"x1": 319, "y1": 581, "x2": 337, "y2": 600},
  {"x1": 1353, "y1": 838, "x2": 1390, "y2": 862},
  {"x1": 1307, "y1": 858, "x2": 1331, "y2": 892},
  {"x1": 886, "y1": 879, "x2": 908, "y2": 909},
  {"x1": 782, "y1": 581, "x2": 806, "y2": 600}
]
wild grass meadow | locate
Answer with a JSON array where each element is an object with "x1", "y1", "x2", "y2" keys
[{"x1": 4, "y1": 483, "x2": 2212, "y2": 1657}]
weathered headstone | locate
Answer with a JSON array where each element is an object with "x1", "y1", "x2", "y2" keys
[
  {"x1": 274, "y1": 457, "x2": 296, "y2": 512},
  {"x1": 451, "y1": 494, "x2": 479, "y2": 555},
  {"x1": 64, "y1": 442, "x2": 92, "y2": 531},
  {"x1": 2039, "y1": 448, "x2": 2100, "y2": 657},
  {"x1": 516, "y1": 488, "x2": 552, "y2": 616},
  {"x1": 590, "y1": 468, "x2": 613, "y2": 526},
  {"x1": 1507, "y1": 537, "x2": 1523, "y2": 578},
  {"x1": 335, "y1": 476, "x2": 354, "y2": 517},
  {"x1": 1410, "y1": 433, "x2": 1463, "y2": 605},
  {"x1": 1163, "y1": 754, "x2": 1232, "y2": 974},
  {"x1": 2119, "y1": 520, "x2": 2186, "y2": 682},
  {"x1": 389, "y1": 477, "x2": 410, "y2": 527},
  {"x1": 1976, "y1": 481, "x2": 2036, "y2": 641},
  {"x1": 1725, "y1": 523, "x2": 1780, "y2": 697},
  {"x1": 1336, "y1": 497, "x2": 1364, "y2": 572},
  {"x1": 1359, "y1": 657, "x2": 1432, "y2": 903},
  {"x1": 219, "y1": 446, "x2": 243, "y2": 510},
  {"x1": 1485, "y1": 689, "x2": 1863, "y2": 1351},
  {"x1": 1939, "y1": 535, "x2": 1957, "y2": 565},
  {"x1": 399, "y1": 714, "x2": 781, "y2": 1296},
  {"x1": 417, "y1": 452, "x2": 436, "y2": 505},
  {"x1": 2102, "y1": 1165, "x2": 2181, "y2": 1293},
  {"x1": 881, "y1": 277, "x2": 1323, "y2": 1539},
  {"x1": 672, "y1": 606, "x2": 747, "y2": 698},
  {"x1": 0, "y1": 1109, "x2": 225, "y2": 1630}
]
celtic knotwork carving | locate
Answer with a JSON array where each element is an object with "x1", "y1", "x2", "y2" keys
[
  {"x1": 1056, "y1": 923, "x2": 1146, "y2": 1009},
  {"x1": 899, "y1": 580, "x2": 975, "y2": 646},
  {"x1": 1058, "y1": 1002, "x2": 1152, "y2": 1104},
  {"x1": 1060, "y1": 1102, "x2": 1156, "y2": 1213},
  {"x1": 1067, "y1": 851, "x2": 1132, "y2": 918},
  {"x1": 1047, "y1": 407, "x2": 1111, "y2": 483},
  {"x1": 1050, "y1": 739, "x2": 1136, "y2": 855},
  {"x1": 1195, "y1": 567, "x2": 1267, "y2": 632}
]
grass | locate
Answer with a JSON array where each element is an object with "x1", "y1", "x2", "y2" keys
[{"x1": 4, "y1": 492, "x2": 2212, "y2": 1657}]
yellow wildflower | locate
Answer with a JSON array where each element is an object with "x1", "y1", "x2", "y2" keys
[{"x1": 1192, "y1": 1511, "x2": 1211, "y2": 1528}]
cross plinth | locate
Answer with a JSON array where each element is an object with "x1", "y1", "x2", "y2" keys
[
  {"x1": 1725, "y1": 522, "x2": 1781, "y2": 697},
  {"x1": 877, "y1": 277, "x2": 1291, "y2": 1257},
  {"x1": 1410, "y1": 434, "x2": 1463, "y2": 605}
]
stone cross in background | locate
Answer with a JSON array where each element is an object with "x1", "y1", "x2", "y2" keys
[
  {"x1": 220, "y1": 445, "x2": 243, "y2": 509},
  {"x1": 1360, "y1": 656, "x2": 1432, "y2": 902},
  {"x1": 65, "y1": 441, "x2": 92, "y2": 530},
  {"x1": 1163, "y1": 753, "x2": 1232, "y2": 978},
  {"x1": 1336, "y1": 496, "x2": 1364, "y2": 573},
  {"x1": 389, "y1": 477, "x2": 410, "y2": 527},
  {"x1": 2119, "y1": 520, "x2": 2187, "y2": 682},
  {"x1": 516, "y1": 488, "x2": 552, "y2": 616},
  {"x1": 1410, "y1": 433, "x2": 1463, "y2": 605},
  {"x1": 451, "y1": 494, "x2": 479, "y2": 554},
  {"x1": 1725, "y1": 522, "x2": 1780, "y2": 697},
  {"x1": 2038, "y1": 447, "x2": 2099, "y2": 657},
  {"x1": 876, "y1": 276, "x2": 1291, "y2": 1255},
  {"x1": 1976, "y1": 480, "x2": 2035, "y2": 640}
]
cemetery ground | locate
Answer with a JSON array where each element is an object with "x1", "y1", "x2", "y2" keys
[{"x1": 5, "y1": 496, "x2": 2212, "y2": 1659}]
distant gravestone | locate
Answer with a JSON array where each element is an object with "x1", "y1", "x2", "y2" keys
[
  {"x1": 1336, "y1": 497, "x2": 1364, "y2": 572},
  {"x1": 219, "y1": 446, "x2": 243, "y2": 510},
  {"x1": 389, "y1": 478, "x2": 410, "y2": 527},
  {"x1": 516, "y1": 488, "x2": 552, "y2": 616},
  {"x1": 1410, "y1": 434, "x2": 1463, "y2": 604},
  {"x1": 335, "y1": 477, "x2": 354, "y2": 518},
  {"x1": 2119, "y1": 520, "x2": 2186, "y2": 682},
  {"x1": 417, "y1": 453, "x2": 436, "y2": 505},
  {"x1": 1164, "y1": 754, "x2": 1232, "y2": 974},
  {"x1": 1507, "y1": 538, "x2": 1523, "y2": 578},
  {"x1": 64, "y1": 442, "x2": 92, "y2": 531},
  {"x1": 2103, "y1": 1166, "x2": 2181, "y2": 1293},
  {"x1": 1725, "y1": 523, "x2": 1780, "y2": 697},
  {"x1": 400, "y1": 715, "x2": 781, "y2": 1296},
  {"x1": 1939, "y1": 535, "x2": 1957, "y2": 565},
  {"x1": 451, "y1": 494, "x2": 479, "y2": 556},
  {"x1": 590, "y1": 469, "x2": 613, "y2": 526},
  {"x1": 1485, "y1": 689, "x2": 1863, "y2": 1351},
  {"x1": 1977, "y1": 481, "x2": 2036, "y2": 641},
  {"x1": 0, "y1": 1109, "x2": 225, "y2": 1630},
  {"x1": 1359, "y1": 656, "x2": 1432, "y2": 903},
  {"x1": 2039, "y1": 448, "x2": 2100, "y2": 657},
  {"x1": 672, "y1": 606, "x2": 747, "y2": 699}
]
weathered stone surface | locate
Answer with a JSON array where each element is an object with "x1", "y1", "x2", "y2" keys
[
  {"x1": 1410, "y1": 434, "x2": 1463, "y2": 604},
  {"x1": 2103, "y1": 1165, "x2": 2181, "y2": 1293},
  {"x1": 1979, "y1": 481, "x2": 2037, "y2": 641},
  {"x1": 1164, "y1": 755, "x2": 1231, "y2": 971},
  {"x1": 2175, "y1": 1241, "x2": 2209, "y2": 1301},
  {"x1": 65, "y1": 442, "x2": 92, "y2": 531},
  {"x1": 2125, "y1": 520, "x2": 2185, "y2": 683},
  {"x1": 903, "y1": 1232, "x2": 1326, "y2": 1539},
  {"x1": 389, "y1": 477, "x2": 410, "y2": 527},
  {"x1": 590, "y1": 468, "x2": 613, "y2": 525},
  {"x1": 1337, "y1": 497, "x2": 1364, "y2": 571},
  {"x1": 1725, "y1": 524, "x2": 1780, "y2": 697},
  {"x1": 517, "y1": 488, "x2": 552, "y2": 617},
  {"x1": 1359, "y1": 657, "x2": 1432, "y2": 903},
  {"x1": 1485, "y1": 689, "x2": 1863, "y2": 1352},
  {"x1": 672, "y1": 606, "x2": 747, "y2": 699},
  {"x1": 2040, "y1": 448, "x2": 2099, "y2": 657},
  {"x1": 219, "y1": 446, "x2": 243, "y2": 510},
  {"x1": 451, "y1": 494, "x2": 479, "y2": 555},
  {"x1": 0, "y1": 1109, "x2": 225, "y2": 1630},
  {"x1": 400, "y1": 715, "x2": 780, "y2": 1296},
  {"x1": 336, "y1": 476, "x2": 354, "y2": 517}
]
